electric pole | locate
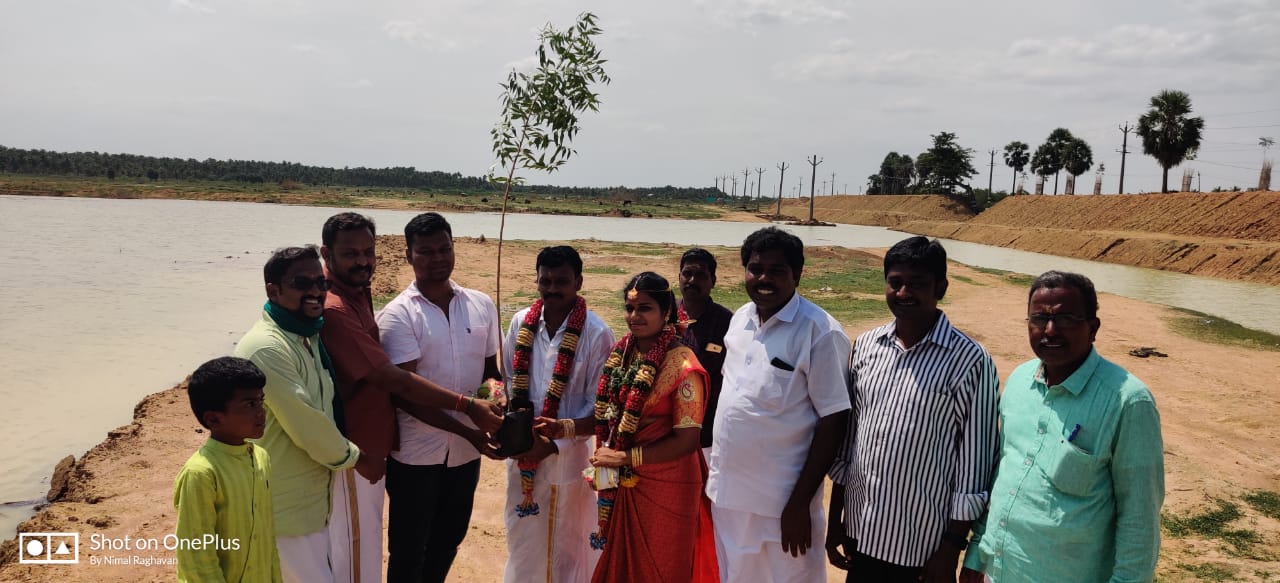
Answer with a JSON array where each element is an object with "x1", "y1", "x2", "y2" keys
[
  {"x1": 799, "y1": 176, "x2": 804, "y2": 200},
  {"x1": 743, "y1": 167, "x2": 751, "y2": 208},
  {"x1": 1118, "y1": 122, "x2": 1132, "y2": 194},
  {"x1": 755, "y1": 167, "x2": 765, "y2": 212},
  {"x1": 831, "y1": 172, "x2": 836, "y2": 195},
  {"x1": 987, "y1": 149, "x2": 996, "y2": 194},
  {"x1": 775, "y1": 161, "x2": 789, "y2": 217},
  {"x1": 730, "y1": 175, "x2": 737, "y2": 198},
  {"x1": 807, "y1": 154, "x2": 823, "y2": 222}
]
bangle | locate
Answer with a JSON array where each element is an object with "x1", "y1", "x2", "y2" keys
[
  {"x1": 455, "y1": 393, "x2": 467, "y2": 412},
  {"x1": 629, "y1": 447, "x2": 643, "y2": 467},
  {"x1": 466, "y1": 396, "x2": 474, "y2": 414},
  {"x1": 560, "y1": 418, "x2": 575, "y2": 439}
]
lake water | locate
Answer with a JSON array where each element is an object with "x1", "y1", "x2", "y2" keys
[{"x1": 2, "y1": 194, "x2": 1278, "y2": 538}]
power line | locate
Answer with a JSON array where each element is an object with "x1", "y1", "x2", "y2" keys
[
  {"x1": 1205, "y1": 123, "x2": 1280, "y2": 130},
  {"x1": 1194, "y1": 159, "x2": 1261, "y2": 171},
  {"x1": 1201, "y1": 108, "x2": 1280, "y2": 117}
]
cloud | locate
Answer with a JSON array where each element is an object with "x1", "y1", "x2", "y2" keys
[
  {"x1": 783, "y1": 46, "x2": 957, "y2": 86},
  {"x1": 169, "y1": 0, "x2": 214, "y2": 14},
  {"x1": 382, "y1": 20, "x2": 460, "y2": 52},
  {"x1": 695, "y1": 0, "x2": 848, "y2": 31},
  {"x1": 349, "y1": 79, "x2": 372, "y2": 89},
  {"x1": 500, "y1": 55, "x2": 538, "y2": 73},
  {"x1": 881, "y1": 98, "x2": 932, "y2": 114},
  {"x1": 290, "y1": 43, "x2": 320, "y2": 54}
]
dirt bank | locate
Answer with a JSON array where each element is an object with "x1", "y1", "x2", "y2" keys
[
  {"x1": 3, "y1": 239, "x2": 1278, "y2": 582},
  {"x1": 776, "y1": 194, "x2": 976, "y2": 226},
  {"x1": 772, "y1": 191, "x2": 1280, "y2": 285},
  {"x1": 901, "y1": 192, "x2": 1280, "y2": 285}
]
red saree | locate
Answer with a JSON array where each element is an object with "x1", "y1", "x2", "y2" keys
[{"x1": 592, "y1": 345, "x2": 720, "y2": 583}]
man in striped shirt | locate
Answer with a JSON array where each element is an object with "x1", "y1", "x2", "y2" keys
[{"x1": 826, "y1": 236, "x2": 1000, "y2": 582}]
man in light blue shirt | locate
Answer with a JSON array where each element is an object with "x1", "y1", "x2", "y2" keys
[{"x1": 961, "y1": 271, "x2": 1164, "y2": 583}]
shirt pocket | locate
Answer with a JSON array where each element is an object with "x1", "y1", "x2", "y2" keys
[
  {"x1": 749, "y1": 366, "x2": 793, "y2": 412},
  {"x1": 1041, "y1": 437, "x2": 1102, "y2": 497}
]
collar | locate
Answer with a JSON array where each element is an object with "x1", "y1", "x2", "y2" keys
[
  {"x1": 1035, "y1": 347, "x2": 1101, "y2": 395},
  {"x1": 408, "y1": 279, "x2": 462, "y2": 302},
  {"x1": 752, "y1": 291, "x2": 801, "y2": 326},
  {"x1": 203, "y1": 437, "x2": 253, "y2": 456},
  {"x1": 879, "y1": 311, "x2": 956, "y2": 350}
]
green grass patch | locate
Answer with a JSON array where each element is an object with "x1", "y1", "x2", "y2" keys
[
  {"x1": 803, "y1": 269, "x2": 886, "y2": 295},
  {"x1": 951, "y1": 274, "x2": 980, "y2": 286},
  {"x1": 582, "y1": 265, "x2": 629, "y2": 275},
  {"x1": 1177, "y1": 562, "x2": 1239, "y2": 582},
  {"x1": 970, "y1": 266, "x2": 1036, "y2": 287},
  {"x1": 596, "y1": 244, "x2": 678, "y2": 257},
  {"x1": 372, "y1": 293, "x2": 397, "y2": 311},
  {"x1": 1243, "y1": 490, "x2": 1280, "y2": 520},
  {"x1": 1163, "y1": 499, "x2": 1264, "y2": 557},
  {"x1": 1167, "y1": 309, "x2": 1280, "y2": 351}
]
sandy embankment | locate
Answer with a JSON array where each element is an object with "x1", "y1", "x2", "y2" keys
[
  {"x1": 3, "y1": 236, "x2": 1279, "y2": 582},
  {"x1": 781, "y1": 192, "x2": 1280, "y2": 285}
]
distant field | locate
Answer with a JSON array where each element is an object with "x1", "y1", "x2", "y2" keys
[{"x1": 0, "y1": 174, "x2": 730, "y2": 221}]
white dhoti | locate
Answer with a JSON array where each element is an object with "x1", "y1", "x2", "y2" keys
[
  {"x1": 711, "y1": 493, "x2": 827, "y2": 583},
  {"x1": 502, "y1": 457, "x2": 600, "y2": 583},
  {"x1": 328, "y1": 469, "x2": 385, "y2": 583},
  {"x1": 278, "y1": 528, "x2": 335, "y2": 583}
]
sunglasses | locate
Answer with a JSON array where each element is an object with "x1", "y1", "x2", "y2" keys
[
  {"x1": 1026, "y1": 313, "x2": 1089, "y2": 330},
  {"x1": 284, "y1": 276, "x2": 332, "y2": 292}
]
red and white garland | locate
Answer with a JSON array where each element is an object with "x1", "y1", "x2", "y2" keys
[{"x1": 510, "y1": 296, "x2": 587, "y2": 517}]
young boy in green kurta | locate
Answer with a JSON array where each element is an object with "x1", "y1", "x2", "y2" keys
[{"x1": 174, "y1": 356, "x2": 282, "y2": 583}]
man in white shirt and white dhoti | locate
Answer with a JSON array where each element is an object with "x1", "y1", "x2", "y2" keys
[
  {"x1": 502, "y1": 245, "x2": 615, "y2": 583},
  {"x1": 706, "y1": 226, "x2": 852, "y2": 583}
]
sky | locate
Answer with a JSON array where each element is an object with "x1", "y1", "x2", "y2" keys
[{"x1": 2, "y1": 0, "x2": 1278, "y2": 195}]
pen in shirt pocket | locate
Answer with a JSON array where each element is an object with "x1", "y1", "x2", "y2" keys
[{"x1": 1067, "y1": 423, "x2": 1082, "y2": 443}]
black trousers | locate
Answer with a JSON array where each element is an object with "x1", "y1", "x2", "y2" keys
[
  {"x1": 385, "y1": 457, "x2": 481, "y2": 583},
  {"x1": 843, "y1": 536, "x2": 923, "y2": 583}
]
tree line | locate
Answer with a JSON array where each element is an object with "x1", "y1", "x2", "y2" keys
[
  {"x1": 867, "y1": 89, "x2": 1208, "y2": 197},
  {"x1": 0, "y1": 145, "x2": 723, "y2": 201}
]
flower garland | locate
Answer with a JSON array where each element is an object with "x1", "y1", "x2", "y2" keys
[
  {"x1": 509, "y1": 295, "x2": 588, "y2": 517},
  {"x1": 588, "y1": 324, "x2": 679, "y2": 550}
]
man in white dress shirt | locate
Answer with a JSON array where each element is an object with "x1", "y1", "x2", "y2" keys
[
  {"x1": 502, "y1": 245, "x2": 615, "y2": 583},
  {"x1": 376, "y1": 212, "x2": 503, "y2": 583},
  {"x1": 706, "y1": 226, "x2": 852, "y2": 583}
]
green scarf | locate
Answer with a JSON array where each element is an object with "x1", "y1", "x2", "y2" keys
[{"x1": 263, "y1": 301, "x2": 345, "y2": 433}]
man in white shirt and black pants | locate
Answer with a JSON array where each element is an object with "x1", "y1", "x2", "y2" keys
[
  {"x1": 825, "y1": 236, "x2": 1000, "y2": 582},
  {"x1": 376, "y1": 213, "x2": 503, "y2": 583},
  {"x1": 706, "y1": 226, "x2": 852, "y2": 583}
]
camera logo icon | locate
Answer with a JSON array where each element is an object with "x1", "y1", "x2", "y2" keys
[{"x1": 18, "y1": 532, "x2": 79, "y2": 564}]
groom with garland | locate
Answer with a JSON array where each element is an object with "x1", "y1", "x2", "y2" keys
[{"x1": 502, "y1": 245, "x2": 615, "y2": 583}]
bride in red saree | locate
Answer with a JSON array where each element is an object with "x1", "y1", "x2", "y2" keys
[{"x1": 582, "y1": 271, "x2": 719, "y2": 582}]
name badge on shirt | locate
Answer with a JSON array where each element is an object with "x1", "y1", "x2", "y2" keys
[{"x1": 705, "y1": 342, "x2": 723, "y2": 354}]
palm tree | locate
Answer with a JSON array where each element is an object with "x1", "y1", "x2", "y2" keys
[
  {"x1": 1003, "y1": 141, "x2": 1030, "y2": 195},
  {"x1": 1043, "y1": 128, "x2": 1075, "y2": 194},
  {"x1": 1062, "y1": 138, "x2": 1094, "y2": 194},
  {"x1": 1137, "y1": 90, "x2": 1205, "y2": 193},
  {"x1": 1030, "y1": 143, "x2": 1060, "y2": 194}
]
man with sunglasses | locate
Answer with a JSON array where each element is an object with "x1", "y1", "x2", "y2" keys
[
  {"x1": 234, "y1": 245, "x2": 380, "y2": 583},
  {"x1": 960, "y1": 271, "x2": 1164, "y2": 583}
]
